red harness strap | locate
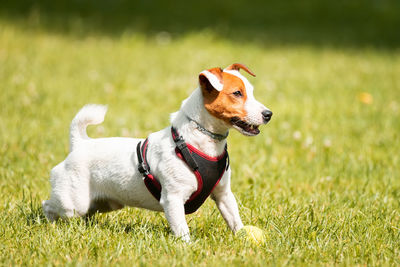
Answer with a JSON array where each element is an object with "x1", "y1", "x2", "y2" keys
[{"x1": 136, "y1": 127, "x2": 229, "y2": 214}]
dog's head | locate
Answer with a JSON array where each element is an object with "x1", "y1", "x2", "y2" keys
[{"x1": 199, "y1": 63, "x2": 272, "y2": 136}]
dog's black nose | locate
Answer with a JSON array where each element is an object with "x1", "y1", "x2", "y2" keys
[{"x1": 262, "y1": 110, "x2": 273, "y2": 122}]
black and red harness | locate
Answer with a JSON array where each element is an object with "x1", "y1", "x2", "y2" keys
[{"x1": 136, "y1": 127, "x2": 229, "y2": 214}]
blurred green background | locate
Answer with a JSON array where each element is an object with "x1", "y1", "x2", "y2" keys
[
  {"x1": 0, "y1": 0, "x2": 399, "y2": 266},
  {"x1": 1, "y1": 0, "x2": 400, "y2": 47}
]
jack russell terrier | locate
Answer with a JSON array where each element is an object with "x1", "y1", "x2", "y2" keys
[{"x1": 43, "y1": 63, "x2": 272, "y2": 242}]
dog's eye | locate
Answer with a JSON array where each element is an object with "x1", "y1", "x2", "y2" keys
[{"x1": 233, "y1": 91, "x2": 242, "y2": 97}]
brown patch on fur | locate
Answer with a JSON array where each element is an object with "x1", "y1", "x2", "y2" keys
[
  {"x1": 200, "y1": 71, "x2": 248, "y2": 124},
  {"x1": 225, "y1": 63, "x2": 256, "y2": 77}
]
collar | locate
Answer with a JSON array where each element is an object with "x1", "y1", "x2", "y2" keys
[{"x1": 184, "y1": 114, "x2": 229, "y2": 141}]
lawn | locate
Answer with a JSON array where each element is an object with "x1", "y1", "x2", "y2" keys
[{"x1": 1, "y1": 1, "x2": 400, "y2": 266}]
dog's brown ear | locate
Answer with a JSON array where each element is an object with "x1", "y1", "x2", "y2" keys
[
  {"x1": 224, "y1": 63, "x2": 256, "y2": 77},
  {"x1": 199, "y1": 67, "x2": 224, "y2": 93}
]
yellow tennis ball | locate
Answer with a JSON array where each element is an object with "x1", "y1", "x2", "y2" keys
[{"x1": 236, "y1": 225, "x2": 265, "y2": 245}]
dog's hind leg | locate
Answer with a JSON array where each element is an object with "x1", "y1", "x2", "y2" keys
[
  {"x1": 42, "y1": 193, "x2": 79, "y2": 221},
  {"x1": 42, "y1": 199, "x2": 60, "y2": 222},
  {"x1": 43, "y1": 164, "x2": 91, "y2": 221},
  {"x1": 42, "y1": 193, "x2": 83, "y2": 221}
]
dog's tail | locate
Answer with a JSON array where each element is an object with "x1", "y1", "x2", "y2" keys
[{"x1": 69, "y1": 104, "x2": 108, "y2": 151}]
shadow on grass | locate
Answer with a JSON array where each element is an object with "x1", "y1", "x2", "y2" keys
[
  {"x1": 1, "y1": 0, "x2": 399, "y2": 49},
  {"x1": 19, "y1": 194, "x2": 168, "y2": 236},
  {"x1": 88, "y1": 217, "x2": 169, "y2": 236}
]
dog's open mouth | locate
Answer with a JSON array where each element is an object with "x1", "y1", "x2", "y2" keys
[{"x1": 230, "y1": 117, "x2": 260, "y2": 136}]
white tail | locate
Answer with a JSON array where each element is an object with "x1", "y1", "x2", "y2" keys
[{"x1": 69, "y1": 104, "x2": 108, "y2": 151}]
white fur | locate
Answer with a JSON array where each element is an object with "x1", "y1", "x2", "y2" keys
[
  {"x1": 199, "y1": 70, "x2": 224, "y2": 91},
  {"x1": 69, "y1": 104, "x2": 108, "y2": 151},
  {"x1": 43, "y1": 69, "x2": 269, "y2": 242}
]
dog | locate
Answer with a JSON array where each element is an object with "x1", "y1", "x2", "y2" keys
[{"x1": 42, "y1": 63, "x2": 272, "y2": 242}]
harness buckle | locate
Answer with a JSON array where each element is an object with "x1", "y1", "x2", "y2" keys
[
  {"x1": 138, "y1": 162, "x2": 150, "y2": 175},
  {"x1": 175, "y1": 136, "x2": 199, "y2": 171},
  {"x1": 175, "y1": 137, "x2": 187, "y2": 151}
]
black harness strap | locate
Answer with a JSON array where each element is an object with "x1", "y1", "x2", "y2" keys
[{"x1": 171, "y1": 127, "x2": 199, "y2": 171}]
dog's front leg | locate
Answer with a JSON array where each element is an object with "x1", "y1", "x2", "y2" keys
[
  {"x1": 160, "y1": 194, "x2": 190, "y2": 242},
  {"x1": 211, "y1": 169, "x2": 244, "y2": 233}
]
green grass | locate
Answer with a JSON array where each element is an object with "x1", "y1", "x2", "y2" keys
[{"x1": 1, "y1": 1, "x2": 400, "y2": 265}]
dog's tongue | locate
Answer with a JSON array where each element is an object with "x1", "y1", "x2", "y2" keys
[
  {"x1": 248, "y1": 125, "x2": 260, "y2": 135},
  {"x1": 242, "y1": 123, "x2": 259, "y2": 135}
]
